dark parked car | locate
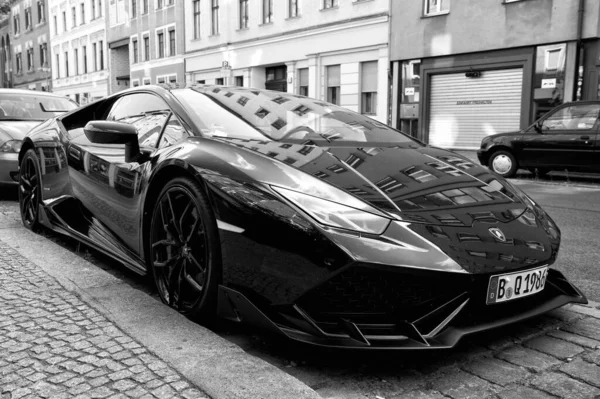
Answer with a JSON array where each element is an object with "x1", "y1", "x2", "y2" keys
[
  {"x1": 477, "y1": 101, "x2": 600, "y2": 177},
  {"x1": 18, "y1": 84, "x2": 586, "y2": 349},
  {"x1": 0, "y1": 89, "x2": 78, "y2": 187}
]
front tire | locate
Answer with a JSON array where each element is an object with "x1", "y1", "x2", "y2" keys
[
  {"x1": 488, "y1": 150, "x2": 518, "y2": 178},
  {"x1": 149, "y1": 177, "x2": 221, "y2": 320},
  {"x1": 18, "y1": 149, "x2": 42, "y2": 231}
]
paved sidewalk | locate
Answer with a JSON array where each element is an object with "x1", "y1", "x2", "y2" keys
[{"x1": 0, "y1": 240, "x2": 209, "y2": 399}]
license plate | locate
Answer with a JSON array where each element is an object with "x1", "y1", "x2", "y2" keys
[{"x1": 486, "y1": 266, "x2": 548, "y2": 304}]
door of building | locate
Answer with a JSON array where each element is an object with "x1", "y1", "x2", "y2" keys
[
  {"x1": 265, "y1": 66, "x2": 287, "y2": 92},
  {"x1": 428, "y1": 68, "x2": 523, "y2": 149}
]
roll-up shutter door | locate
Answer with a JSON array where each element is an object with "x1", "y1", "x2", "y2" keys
[{"x1": 428, "y1": 69, "x2": 523, "y2": 149}]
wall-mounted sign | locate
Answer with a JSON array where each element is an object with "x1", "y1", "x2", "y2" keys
[
  {"x1": 541, "y1": 78, "x2": 556, "y2": 89},
  {"x1": 405, "y1": 87, "x2": 415, "y2": 96},
  {"x1": 456, "y1": 100, "x2": 492, "y2": 105}
]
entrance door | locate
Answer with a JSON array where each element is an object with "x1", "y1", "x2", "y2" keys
[
  {"x1": 265, "y1": 66, "x2": 287, "y2": 92},
  {"x1": 428, "y1": 69, "x2": 523, "y2": 149}
]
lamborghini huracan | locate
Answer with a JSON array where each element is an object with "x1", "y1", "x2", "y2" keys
[{"x1": 17, "y1": 84, "x2": 587, "y2": 349}]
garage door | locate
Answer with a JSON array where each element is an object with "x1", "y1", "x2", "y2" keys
[{"x1": 428, "y1": 69, "x2": 523, "y2": 149}]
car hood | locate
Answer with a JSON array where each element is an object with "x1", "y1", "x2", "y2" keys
[{"x1": 0, "y1": 121, "x2": 42, "y2": 140}]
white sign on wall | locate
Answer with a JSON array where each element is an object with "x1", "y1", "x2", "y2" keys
[
  {"x1": 541, "y1": 78, "x2": 557, "y2": 89},
  {"x1": 405, "y1": 87, "x2": 415, "y2": 96}
]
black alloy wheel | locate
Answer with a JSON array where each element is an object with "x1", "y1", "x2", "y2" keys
[
  {"x1": 149, "y1": 177, "x2": 220, "y2": 319},
  {"x1": 488, "y1": 150, "x2": 518, "y2": 178},
  {"x1": 19, "y1": 149, "x2": 42, "y2": 230}
]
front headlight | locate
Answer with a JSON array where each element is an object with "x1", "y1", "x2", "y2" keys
[
  {"x1": 0, "y1": 140, "x2": 22, "y2": 153},
  {"x1": 271, "y1": 186, "x2": 390, "y2": 235}
]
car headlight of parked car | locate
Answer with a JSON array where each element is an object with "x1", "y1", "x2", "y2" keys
[
  {"x1": 271, "y1": 186, "x2": 391, "y2": 235},
  {"x1": 0, "y1": 139, "x2": 22, "y2": 153}
]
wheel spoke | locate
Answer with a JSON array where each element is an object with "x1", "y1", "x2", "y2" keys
[
  {"x1": 185, "y1": 215, "x2": 200, "y2": 243},
  {"x1": 167, "y1": 258, "x2": 184, "y2": 307},
  {"x1": 20, "y1": 175, "x2": 31, "y2": 189},
  {"x1": 166, "y1": 191, "x2": 182, "y2": 237},
  {"x1": 178, "y1": 200, "x2": 193, "y2": 239},
  {"x1": 153, "y1": 254, "x2": 178, "y2": 268},
  {"x1": 183, "y1": 268, "x2": 204, "y2": 294},
  {"x1": 152, "y1": 239, "x2": 177, "y2": 249},
  {"x1": 188, "y1": 252, "x2": 206, "y2": 274}
]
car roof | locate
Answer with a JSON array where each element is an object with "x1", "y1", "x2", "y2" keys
[{"x1": 0, "y1": 88, "x2": 71, "y2": 98}]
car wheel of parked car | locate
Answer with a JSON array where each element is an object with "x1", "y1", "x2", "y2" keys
[
  {"x1": 18, "y1": 149, "x2": 42, "y2": 231},
  {"x1": 489, "y1": 150, "x2": 518, "y2": 178},
  {"x1": 149, "y1": 177, "x2": 221, "y2": 320}
]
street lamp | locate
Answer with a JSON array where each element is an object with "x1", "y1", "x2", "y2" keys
[{"x1": 37, "y1": 64, "x2": 51, "y2": 91}]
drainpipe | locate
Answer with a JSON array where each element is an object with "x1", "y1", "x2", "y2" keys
[{"x1": 573, "y1": 0, "x2": 584, "y2": 100}]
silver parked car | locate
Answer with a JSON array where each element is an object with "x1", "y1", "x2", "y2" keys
[{"x1": 0, "y1": 89, "x2": 78, "y2": 187}]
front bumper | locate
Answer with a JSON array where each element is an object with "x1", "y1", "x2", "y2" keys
[
  {"x1": 218, "y1": 267, "x2": 586, "y2": 350},
  {"x1": 0, "y1": 152, "x2": 19, "y2": 186}
]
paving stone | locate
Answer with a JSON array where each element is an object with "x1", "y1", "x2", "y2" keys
[
  {"x1": 546, "y1": 308, "x2": 585, "y2": 323},
  {"x1": 497, "y1": 385, "x2": 555, "y2": 399},
  {"x1": 559, "y1": 358, "x2": 600, "y2": 388},
  {"x1": 561, "y1": 317, "x2": 600, "y2": 341},
  {"x1": 583, "y1": 349, "x2": 600, "y2": 366},
  {"x1": 496, "y1": 346, "x2": 562, "y2": 373},
  {"x1": 524, "y1": 336, "x2": 585, "y2": 360},
  {"x1": 463, "y1": 358, "x2": 529, "y2": 386},
  {"x1": 531, "y1": 371, "x2": 600, "y2": 399},
  {"x1": 393, "y1": 391, "x2": 447, "y2": 399},
  {"x1": 548, "y1": 329, "x2": 600, "y2": 349},
  {"x1": 430, "y1": 370, "x2": 494, "y2": 399}
]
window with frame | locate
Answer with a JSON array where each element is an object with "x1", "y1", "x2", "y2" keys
[
  {"x1": 99, "y1": 40, "x2": 104, "y2": 69},
  {"x1": 157, "y1": 32, "x2": 164, "y2": 58},
  {"x1": 72, "y1": 7, "x2": 76, "y2": 28},
  {"x1": 25, "y1": 8, "x2": 32, "y2": 30},
  {"x1": 215, "y1": 77, "x2": 224, "y2": 85},
  {"x1": 235, "y1": 75, "x2": 243, "y2": 87},
  {"x1": 93, "y1": 43, "x2": 97, "y2": 71},
  {"x1": 157, "y1": 0, "x2": 163, "y2": 8},
  {"x1": 98, "y1": 0, "x2": 102, "y2": 16},
  {"x1": 289, "y1": 0, "x2": 298, "y2": 17},
  {"x1": 82, "y1": 45, "x2": 87, "y2": 73},
  {"x1": 26, "y1": 48, "x2": 33, "y2": 71},
  {"x1": 323, "y1": 0, "x2": 338, "y2": 9},
  {"x1": 131, "y1": 0, "x2": 137, "y2": 18},
  {"x1": 211, "y1": 0, "x2": 219, "y2": 35},
  {"x1": 424, "y1": 0, "x2": 449, "y2": 16},
  {"x1": 92, "y1": 0, "x2": 96, "y2": 18},
  {"x1": 143, "y1": 36, "x2": 149, "y2": 61},
  {"x1": 13, "y1": 14, "x2": 20, "y2": 35},
  {"x1": 168, "y1": 28, "x2": 175, "y2": 56},
  {"x1": 64, "y1": 51, "x2": 69, "y2": 77},
  {"x1": 74, "y1": 48, "x2": 79, "y2": 75},
  {"x1": 239, "y1": 0, "x2": 248, "y2": 29},
  {"x1": 361, "y1": 61, "x2": 377, "y2": 115},
  {"x1": 298, "y1": 68, "x2": 308, "y2": 96},
  {"x1": 326, "y1": 65, "x2": 340, "y2": 105},
  {"x1": 62, "y1": 11, "x2": 66, "y2": 32},
  {"x1": 143, "y1": 77, "x2": 151, "y2": 85},
  {"x1": 169, "y1": 75, "x2": 176, "y2": 83},
  {"x1": 157, "y1": 76, "x2": 166, "y2": 84},
  {"x1": 545, "y1": 48, "x2": 562, "y2": 72},
  {"x1": 193, "y1": 0, "x2": 200, "y2": 38},
  {"x1": 39, "y1": 44, "x2": 47, "y2": 67},
  {"x1": 143, "y1": 0, "x2": 148, "y2": 14},
  {"x1": 132, "y1": 39, "x2": 138, "y2": 63},
  {"x1": 263, "y1": 0, "x2": 273, "y2": 23},
  {"x1": 55, "y1": 53, "x2": 59, "y2": 77},
  {"x1": 16, "y1": 53, "x2": 22, "y2": 74},
  {"x1": 541, "y1": 104, "x2": 600, "y2": 131},
  {"x1": 37, "y1": 1, "x2": 45, "y2": 23},
  {"x1": 53, "y1": 15, "x2": 57, "y2": 34},
  {"x1": 80, "y1": 3, "x2": 85, "y2": 24}
]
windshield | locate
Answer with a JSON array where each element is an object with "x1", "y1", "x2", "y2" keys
[
  {"x1": 0, "y1": 93, "x2": 78, "y2": 121},
  {"x1": 173, "y1": 88, "x2": 419, "y2": 145}
]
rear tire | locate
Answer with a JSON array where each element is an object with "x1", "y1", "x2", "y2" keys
[
  {"x1": 148, "y1": 176, "x2": 221, "y2": 320},
  {"x1": 18, "y1": 149, "x2": 42, "y2": 231},
  {"x1": 488, "y1": 150, "x2": 518, "y2": 178}
]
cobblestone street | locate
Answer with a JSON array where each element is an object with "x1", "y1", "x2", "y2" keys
[{"x1": 0, "y1": 240, "x2": 209, "y2": 399}]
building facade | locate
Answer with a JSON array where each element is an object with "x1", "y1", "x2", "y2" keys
[
  {"x1": 391, "y1": 0, "x2": 600, "y2": 150},
  {"x1": 49, "y1": 0, "x2": 108, "y2": 103},
  {"x1": 183, "y1": 0, "x2": 390, "y2": 123},
  {"x1": 0, "y1": 15, "x2": 12, "y2": 87},
  {"x1": 107, "y1": 0, "x2": 185, "y2": 95},
  {"x1": 9, "y1": 0, "x2": 51, "y2": 91}
]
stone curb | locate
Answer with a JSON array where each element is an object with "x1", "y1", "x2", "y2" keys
[{"x1": 0, "y1": 227, "x2": 320, "y2": 399}]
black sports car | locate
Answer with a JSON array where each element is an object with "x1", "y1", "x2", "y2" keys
[{"x1": 18, "y1": 84, "x2": 587, "y2": 349}]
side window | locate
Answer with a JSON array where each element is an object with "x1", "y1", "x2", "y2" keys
[
  {"x1": 159, "y1": 115, "x2": 191, "y2": 149},
  {"x1": 105, "y1": 93, "x2": 171, "y2": 148},
  {"x1": 541, "y1": 104, "x2": 600, "y2": 131}
]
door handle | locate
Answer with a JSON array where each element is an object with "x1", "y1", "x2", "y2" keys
[{"x1": 580, "y1": 135, "x2": 590, "y2": 140}]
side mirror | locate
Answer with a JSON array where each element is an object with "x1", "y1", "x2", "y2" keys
[
  {"x1": 84, "y1": 121, "x2": 141, "y2": 162},
  {"x1": 533, "y1": 121, "x2": 543, "y2": 133}
]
